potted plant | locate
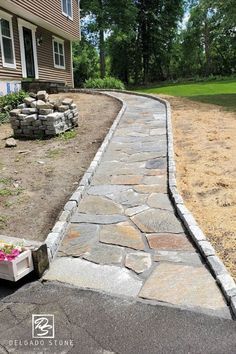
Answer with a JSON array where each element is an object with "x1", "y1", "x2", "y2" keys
[{"x1": 0, "y1": 241, "x2": 34, "y2": 281}]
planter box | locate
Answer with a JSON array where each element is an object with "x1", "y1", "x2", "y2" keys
[{"x1": 0, "y1": 250, "x2": 34, "y2": 282}]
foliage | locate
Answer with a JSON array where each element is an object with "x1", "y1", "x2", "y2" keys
[
  {"x1": 58, "y1": 130, "x2": 77, "y2": 140},
  {"x1": 79, "y1": 0, "x2": 235, "y2": 85},
  {"x1": 84, "y1": 77, "x2": 125, "y2": 90},
  {"x1": 80, "y1": 0, "x2": 137, "y2": 78},
  {"x1": 73, "y1": 36, "x2": 100, "y2": 87},
  {"x1": 172, "y1": 0, "x2": 236, "y2": 78},
  {"x1": 0, "y1": 91, "x2": 28, "y2": 124}
]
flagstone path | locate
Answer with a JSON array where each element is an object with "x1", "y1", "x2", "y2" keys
[{"x1": 44, "y1": 92, "x2": 232, "y2": 319}]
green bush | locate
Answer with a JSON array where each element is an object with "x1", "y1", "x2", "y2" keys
[
  {"x1": 0, "y1": 90, "x2": 28, "y2": 124},
  {"x1": 84, "y1": 77, "x2": 125, "y2": 90}
]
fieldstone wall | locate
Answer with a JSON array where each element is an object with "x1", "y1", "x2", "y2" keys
[{"x1": 9, "y1": 91, "x2": 79, "y2": 139}]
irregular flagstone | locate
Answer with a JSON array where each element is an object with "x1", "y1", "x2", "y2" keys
[
  {"x1": 139, "y1": 263, "x2": 229, "y2": 313},
  {"x1": 145, "y1": 158, "x2": 167, "y2": 170},
  {"x1": 113, "y1": 136, "x2": 149, "y2": 143},
  {"x1": 147, "y1": 233, "x2": 195, "y2": 251},
  {"x1": 134, "y1": 184, "x2": 168, "y2": 194},
  {"x1": 96, "y1": 161, "x2": 145, "y2": 176},
  {"x1": 100, "y1": 221, "x2": 145, "y2": 250},
  {"x1": 78, "y1": 195, "x2": 124, "y2": 215},
  {"x1": 125, "y1": 205, "x2": 149, "y2": 217},
  {"x1": 95, "y1": 161, "x2": 121, "y2": 175},
  {"x1": 87, "y1": 185, "x2": 130, "y2": 197},
  {"x1": 121, "y1": 152, "x2": 166, "y2": 163},
  {"x1": 147, "y1": 193, "x2": 174, "y2": 211},
  {"x1": 150, "y1": 128, "x2": 166, "y2": 135},
  {"x1": 92, "y1": 174, "x2": 112, "y2": 185},
  {"x1": 71, "y1": 213, "x2": 127, "y2": 224},
  {"x1": 111, "y1": 175, "x2": 143, "y2": 185},
  {"x1": 103, "y1": 151, "x2": 129, "y2": 162},
  {"x1": 83, "y1": 243, "x2": 123, "y2": 265},
  {"x1": 141, "y1": 142, "x2": 167, "y2": 152},
  {"x1": 108, "y1": 188, "x2": 148, "y2": 207},
  {"x1": 59, "y1": 224, "x2": 99, "y2": 257},
  {"x1": 145, "y1": 169, "x2": 166, "y2": 176},
  {"x1": 153, "y1": 250, "x2": 202, "y2": 266},
  {"x1": 125, "y1": 252, "x2": 152, "y2": 274},
  {"x1": 131, "y1": 209, "x2": 184, "y2": 233},
  {"x1": 50, "y1": 92, "x2": 231, "y2": 319},
  {"x1": 126, "y1": 145, "x2": 166, "y2": 155},
  {"x1": 142, "y1": 175, "x2": 167, "y2": 186},
  {"x1": 44, "y1": 258, "x2": 143, "y2": 297}
]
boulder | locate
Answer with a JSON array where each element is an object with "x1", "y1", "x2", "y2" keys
[{"x1": 5, "y1": 138, "x2": 17, "y2": 148}]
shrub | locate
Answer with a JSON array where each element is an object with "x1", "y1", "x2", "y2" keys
[
  {"x1": 84, "y1": 77, "x2": 125, "y2": 90},
  {"x1": 0, "y1": 90, "x2": 28, "y2": 124}
]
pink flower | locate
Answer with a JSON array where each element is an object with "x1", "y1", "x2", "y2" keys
[
  {"x1": 0, "y1": 251, "x2": 5, "y2": 261},
  {"x1": 5, "y1": 249, "x2": 20, "y2": 261},
  {"x1": 11, "y1": 249, "x2": 20, "y2": 257}
]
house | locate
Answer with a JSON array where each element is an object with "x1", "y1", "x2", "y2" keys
[{"x1": 0, "y1": 0, "x2": 80, "y2": 95}]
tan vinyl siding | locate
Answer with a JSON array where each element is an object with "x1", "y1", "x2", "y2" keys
[
  {"x1": 10, "y1": 0, "x2": 80, "y2": 38},
  {"x1": 0, "y1": 10, "x2": 22, "y2": 80},
  {"x1": 0, "y1": 7, "x2": 73, "y2": 87},
  {"x1": 37, "y1": 27, "x2": 73, "y2": 86}
]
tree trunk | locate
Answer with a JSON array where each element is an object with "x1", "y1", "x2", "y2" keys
[
  {"x1": 99, "y1": 29, "x2": 106, "y2": 78},
  {"x1": 203, "y1": 20, "x2": 211, "y2": 76}
]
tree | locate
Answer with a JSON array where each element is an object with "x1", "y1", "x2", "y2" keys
[
  {"x1": 73, "y1": 36, "x2": 99, "y2": 87},
  {"x1": 174, "y1": 0, "x2": 236, "y2": 78},
  {"x1": 80, "y1": 0, "x2": 136, "y2": 78}
]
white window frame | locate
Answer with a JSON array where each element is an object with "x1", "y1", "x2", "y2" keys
[
  {"x1": 61, "y1": 0, "x2": 73, "y2": 20},
  {"x1": 0, "y1": 10, "x2": 16, "y2": 69},
  {"x1": 52, "y1": 36, "x2": 66, "y2": 70},
  {"x1": 18, "y1": 18, "x2": 39, "y2": 79}
]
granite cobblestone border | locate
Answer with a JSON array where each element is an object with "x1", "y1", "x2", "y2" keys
[
  {"x1": 45, "y1": 90, "x2": 127, "y2": 262},
  {"x1": 89, "y1": 88, "x2": 236, "y2": 319}
]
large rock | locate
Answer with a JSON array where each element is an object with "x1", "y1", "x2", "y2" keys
[
  {"x1": 36, "y1": 90, "x2": 48, "y2": 101},
  {"x1": 5, "y1": 138, "x2": 17, "y2": 148}
]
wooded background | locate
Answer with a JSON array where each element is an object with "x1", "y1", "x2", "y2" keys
[{"x1": 73, "y1": 0, "x2": 236, "y2": 87}]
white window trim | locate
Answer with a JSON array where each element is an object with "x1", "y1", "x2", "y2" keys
[
  {"x1": 70, "y1": 40, "x2": 74, "y2": 87},
  {"x1": 0, "y1": 9, "x2": 16, "y2": 69},
  {"x1": 52, "y1": 36, "x2": 66, "y2": 70},
  {"x1": 61, "y1": 0, "x2": 73, "y2": 20},
  {"x1": 18, "y1": 18, "x2": 39, "y2": 79}
]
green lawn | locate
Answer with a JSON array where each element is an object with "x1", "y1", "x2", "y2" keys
[{"x1": 136, "y1": 79, "x2": 236, "y2": 110}]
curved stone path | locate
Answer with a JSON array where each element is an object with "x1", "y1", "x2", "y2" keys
[{"x1": 44, "y1": 92, "x2": 232, "y2": 319}]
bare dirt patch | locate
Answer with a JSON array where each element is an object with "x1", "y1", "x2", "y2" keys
[
  {"x1": 0, "y1": 93, "x2": 121, "y2": 242},
  {"x1": 160, "y1": 94, "x2": 236, "y2": 280}
]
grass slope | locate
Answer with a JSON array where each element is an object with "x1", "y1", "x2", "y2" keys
[{"x1": 137, "y1": 79, "x2": 236, "y2": 110}]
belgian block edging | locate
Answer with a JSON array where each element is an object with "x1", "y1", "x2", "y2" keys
[
  {"x1": 44, "y1": 91, "x2": 127, "y2": 262},
  {"x1": 93, "y1": 88, "x2": 236, "y2": 319}
]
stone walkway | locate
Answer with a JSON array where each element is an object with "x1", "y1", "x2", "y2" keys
[{"x1": 44, "y1": 92, "x2": 231, "y2": 319}]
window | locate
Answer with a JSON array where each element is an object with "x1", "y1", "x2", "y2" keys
[
  {"x1": 53, "y1": 38, "x2": 65, "y2": 69},
  {"x1": 62, "y1": 0, "x2": 73, "y2": 19},
  {"x1": 0, "y1": 11, "x2": 16, "y2": 68}
]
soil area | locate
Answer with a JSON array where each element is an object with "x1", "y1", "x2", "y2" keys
[
  {"x1": 0, "y1": 93, "x2": 121, "y2": 242},
  {"x1": 160, "y1": 94, "x2": 236, "y2": 280}
]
